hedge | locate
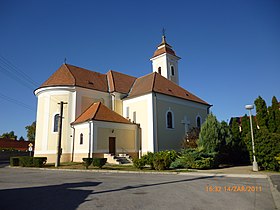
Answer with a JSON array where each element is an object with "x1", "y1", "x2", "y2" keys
[
  {"x1": 19, "y1": 156, "x2": 34, "y2": 167},
  {"x1": 10, "y1": 156, "x2": 47, "y2": 167},
  {"x1": 92, "y1": 158, "x2": 107, "y2": 168},
  {"x1": 82, "y1": 158, "x2": 107, "y2": 169},
  {"x1": 33, "y1": 157, "x2": 47, "y2": 167},
  {"x1": 10, "y1": 157, "x2": 20, "y2": 166},
  {"x1": 82, "y1": 158, "x2": 93, "y2": 169}
]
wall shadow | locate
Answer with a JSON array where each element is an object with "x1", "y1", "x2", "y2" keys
[
  {"x1": 92, "y1": 175, "x2": 216, "y2": 195},
  {"x1": 0, "y1": 181, "x2": 101, "y2": 210}
]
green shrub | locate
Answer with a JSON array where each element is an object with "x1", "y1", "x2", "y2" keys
[
  {"x1": 10, "y1": 157, "x2": 20, "y2": 166},
  {"x1": 92, "y1": 158, "x2": 107, "y2": 168},
  {"x1": 10, "y1": 157, "x2": 47, "y2": 167},
  {"x1": 245, "y1": 128, "x2": 280, "y2": 171},
  {"x1": 133, "y1": 158, "x2": 145, "y2": 170},
  {"x1": 82, "y1": 158, "x2": 93, "y2": 169},
  {"x1": 142, "y1": 152, "x2": 155, "y2": 169},
  {"x1": 170, "y1": 158, "x2": 187, "y2": 169},
  {"x1": 171, "y1": 149, "x2": 218, "y2": 169},
  {"x1": 19, "y1": 156, "x2": 34, "y2": 167},
  {"x1": 275, "y1": 154, "x2": 280, "y2": 165},
  {"x1": 153, "y1": 156, "x2": 167, "y2": 170},
  {"x1": 153, "y1": 151, "x2": 177, "y2": 170},
  {"x1": 33, "y1": 157, "x2": 47, "y2": 167},
  {"x1": 193, "y1": 157, "x2": 215, "y2": 169}
]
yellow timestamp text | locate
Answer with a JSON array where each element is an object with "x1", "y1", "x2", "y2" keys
[{"x1": 205, "y1": 185, "x2": 262, "y2": 192}]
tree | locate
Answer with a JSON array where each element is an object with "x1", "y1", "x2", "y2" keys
[
  {"x1": 254, "y1": 96, "x2": 268, "y2": 128},
  {"x1": 241, "y1": 114, "x2": 250, "y2": 138},
  {"x1": 198, "y1": 113, "x2": 221, "y2": 153},
  {"x1": 19, "y1": 136, "x2": 25, "y2": 141},
  {"x1": 220, "y1": 121, "x2": 232, "y2": 146},
  {"x1": 268, "y1": 96, "x2": 280, "y2": 133},
  {"x1": 181, "y1": 127, "x2": 200, "y2": 149},
  {"x1": 230, "y1": 118, "x2": 241, "y2": 145},
  {"x1": 1, "y1": 131, "x2": 17, "y2": 140},
  {"x1": 243, "y1": 96, "x2": 280, "y2": 171},
  {"x1": 25, "y1": 121, "x2": 36, "y2": 142},
  {"x1": 229, "y1": 118, "x2": 250, "y2": 164},
  {"x1": 245, "y1": 127, "x2": 280, "y2": 171}
]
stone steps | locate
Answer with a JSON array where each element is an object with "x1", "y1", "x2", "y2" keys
[{"x1": 104, "y1": 153, "x2": 133, "y2": 165}]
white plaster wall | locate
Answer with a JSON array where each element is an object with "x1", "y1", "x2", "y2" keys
[
  {"x1": 123, "y1": 93, "x2": 154, "y2": 154},
  {"x1": 34, "y1": 87, "x2": 76, "y2": 160},
  {"x1": 155, "y1": 93, "x2": 209, "y2": 151}
]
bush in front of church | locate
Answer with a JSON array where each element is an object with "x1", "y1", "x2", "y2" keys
[
  {"x1": 133, "y1": 150, "x2": 178, "y2": 170},
  {"x1": 170, "y1": 148, "x2": 218, "y2": 169},
  {"x1": 133, "y1": 158, "x2": 145, "y2": 169}
]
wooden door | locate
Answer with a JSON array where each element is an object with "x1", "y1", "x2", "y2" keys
[{"x1": 109, "y1": 137, "x2": 116, "y2": 155}]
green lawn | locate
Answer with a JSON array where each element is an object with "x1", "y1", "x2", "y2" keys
[{"x1": 44, "y1": 162, "x2": 191, "y2": 172}]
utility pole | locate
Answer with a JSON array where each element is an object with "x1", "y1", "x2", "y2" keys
[{"x1": 55, "y1": 101, "x2": 67, "y2": 167}]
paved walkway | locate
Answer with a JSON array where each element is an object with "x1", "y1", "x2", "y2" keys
[{"x1": 195, "y1": 165, "x2": 279, "y2": 176}]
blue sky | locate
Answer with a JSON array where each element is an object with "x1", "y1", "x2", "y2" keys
[{"x1": 0, "y1": 0, "x2": 279, "y2": 139}]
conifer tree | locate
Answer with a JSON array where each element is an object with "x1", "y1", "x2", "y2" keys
[
  {"x1": 198, "y1": 113, "x2": 221, "y2": 153},
  {"x1": 268, "y1": 96, "x2": 280, "y2": 133},
  {"x1": 231, "y1": 118, "x2": 241, "y2": 145},
  {"x1": 254, "y1": 96, "x2": 268, "y2": 128},
  {"x1": 241, "y1": 114, "x2": 250, "y2": 138}
]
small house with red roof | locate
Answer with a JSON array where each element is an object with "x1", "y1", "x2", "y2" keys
[{"x1": 34, "y1": 35, "x2": 211, "y2": 163}]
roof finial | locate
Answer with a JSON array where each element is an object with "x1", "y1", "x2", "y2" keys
[
  {"x1": 64, "y1": 57, "x2": 67, "y2": 64},
  {"x1": 162, "y1": 28, "x2": 167, "y2": 43}
]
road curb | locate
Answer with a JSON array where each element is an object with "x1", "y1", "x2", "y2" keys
[
  {"x1": 7, "y1": 166, "x2": 268, "y2": 179},
  {"x1": 268, "y1": 176, "x2": 280, "y2": 210}
]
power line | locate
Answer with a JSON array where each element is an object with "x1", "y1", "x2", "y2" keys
[
  {"x1": 0, "y1": 66, "x2": 35, "y2": 90},
  {"x1": 0, "y1": 55, "x2": 71, "y2": 115},
  {"x1": 0, "y1": 55, "x2": 40, "y2": 86},
  {"x1": 0, "y1": 55, "x2": 40, "y2": 90},
  {"x1": 0, "y1": 92, "x2": 35, "y2": 111}
]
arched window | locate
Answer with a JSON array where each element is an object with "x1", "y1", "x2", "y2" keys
[
  {"x1": 171, "y1": 66, "x2": 175, "y2": 76},
  {"x1": 196, "y1": 116, "x2": 201, "y2": 128},
  {"x1": 158, "y1": 67, "x2": 161, "y2": 75},
  {"x1": 53, "y1": 114, "x2": 59, "y2": 132},
  {"x1": 166, "y1": 110, "x2": 174, "y2": 129},
  {"x1": 80, "y1": 133, "x2": 83, "y2": 145}
]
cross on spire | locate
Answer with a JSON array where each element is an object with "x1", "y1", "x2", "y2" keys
[
  {"x1": 161, "y1": 28, "x2": 167, "y2": 43},
  {"x1": 162, "y1": 28, "x2": 166, "y2": 37}
]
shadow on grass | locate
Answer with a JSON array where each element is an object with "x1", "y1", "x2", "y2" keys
[{"x1": 0, "y1": 181, "x2": 102, "y2": 210}]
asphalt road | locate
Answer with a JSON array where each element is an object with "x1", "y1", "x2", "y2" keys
[{"x1": 0, "y1": 167, "x2": 277, "y2": 210}]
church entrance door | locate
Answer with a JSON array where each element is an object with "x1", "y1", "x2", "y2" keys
[{"x1": 109, "y1": 137, "x2": 116, "y2": 155}]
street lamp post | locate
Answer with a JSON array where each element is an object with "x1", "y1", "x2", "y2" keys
[{"x1": 245, "y1": 104, "x2": 258, "y2": 172}]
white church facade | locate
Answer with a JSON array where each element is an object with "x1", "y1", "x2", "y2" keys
[{"x1": 34, "y1": 35, "x2": 211, "y2": 163}]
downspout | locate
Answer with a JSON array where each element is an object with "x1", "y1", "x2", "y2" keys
[
  {"x1": 153, "y1": 92, "x2": 159, "y2": 152},
  {"x1": 71, "y1": 125, "x2": 75, "y2": 162},
  {"x1": 91, "y1": 121, "x2": 94, "y2": 158},
  {"x1": 138, "y1": 124, "x2": 142, "y2": 158},
  {"x1": 88, "y1": 121, "x2": 92, "y2": 159}
]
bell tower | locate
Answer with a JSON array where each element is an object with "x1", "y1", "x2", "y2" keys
[{"x1": 150, "y1": 33, "x2": 181, "y2": 84}]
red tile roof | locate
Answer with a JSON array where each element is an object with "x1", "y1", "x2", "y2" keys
[
  {"x1": 72, "y1": 102, "x2": 132, "y2": 125},
  {"x1": 38, "y1": 64, "x2": 209, "y2": 106},
  {"x1": 107, "y1": 70, "x2": 136, "y2": 94},
  {"x1": 127, "y1": 72, "x2": 210, "y2": 106},
  {"x1": 39, "y1": 64, "x2": 108, "y2": 92},
  {"x1": 151, "y1": 36, "x2": 180, "y2": 59},
  {"x1": 0, "y1": 138, "x2": 34, "y2": 151}
]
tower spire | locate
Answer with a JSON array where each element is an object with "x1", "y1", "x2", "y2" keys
[
  {"x1": 162, "y1": 28, "x2": 167, "y2": 44},
  {"x1": 150, "y1": 31, "x2": 181, "y2": 85}
]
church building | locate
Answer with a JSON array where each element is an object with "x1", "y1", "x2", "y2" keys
[{"x1": 34, "y1": 35, "x2": 211, "y2": 163}]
